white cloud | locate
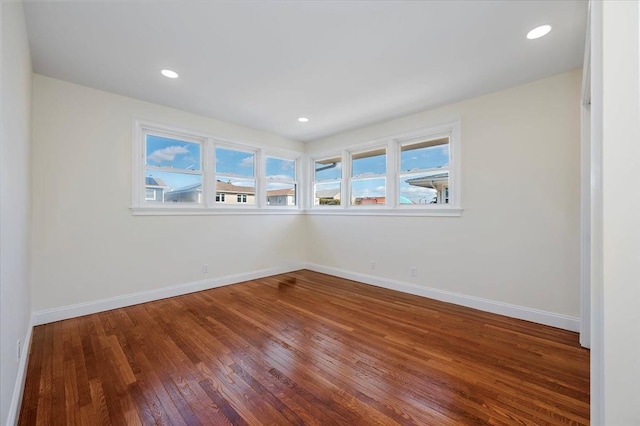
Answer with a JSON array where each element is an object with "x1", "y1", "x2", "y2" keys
[
  {"x1": 280, "y1": 161, "x2": 293, "y2": 171},
  {"x1": 268, "y1": 174, "x2": 293, "y2": 181},
  {"x1": 230, "y1": 179, "x2": 255, "y2": 188},
  {"x1": 267, "y1": 182, "x2": 294, "y2": 190},
  {"x1": 353, "y1": 187, "x2": 385, "y2": 198},
  {"x1": 240, "y1": 156, "x2": 254, "y2": 167},
  {"x1": 148, "y1": 145, "x2": 189, "y2": 163},
  {"x1": 401, "y1": 186, "x2": 435, "y2": 194}
]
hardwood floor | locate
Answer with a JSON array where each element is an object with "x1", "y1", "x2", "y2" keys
[{"x1": 18, "y1": 270, "x2": 590, "y2": 425}]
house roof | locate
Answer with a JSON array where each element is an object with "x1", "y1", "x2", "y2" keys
[
  {"x1": 316, "y1": 189, "x2": 340, "y2": 198},
  {"x1": 164, "y1": 180, "x2": 257, "y2": 195},
  {"x1": 266, "y1": 188, "x2": 295, "y2": 197},
  {"x1": 146, "y1": 176, "x2": 167, "y2": 187},
  {"x1": 405, "y1": 172, "x2": 449, "y2": 188},
  {"x1": 166, "y1": 183, "x2": 202, "y2": 195},
  {"x1": 216, "y1": 180, "x2": 255, "y2": 194}
]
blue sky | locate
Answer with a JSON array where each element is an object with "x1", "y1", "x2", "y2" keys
[
  {"x1": 146, "y1": 136, "x2": 297, "y2": 192},
  {"x1": 146, "y1": 135, "x2": 200, "y2": 170},
  {"x1": 353, "y1": 153, "x2": 386, "y2": 177},
  {"x1": 314, "y1": 145, "x2": 449, "y2": 203},
  {"x1": 398, "y1": 144, "x2": 449, "y2": 203},
  {"x1": 146, "y1": 134, "x2": 449, "y2": 203},
  {"x1": 215, "y1": 147, "x2": 254, "y2": 178},
  {"x1": 145, "y1": 135, "x2": 201, "y2": 190},
  {"x1": 266, "y1": 157, "x2": 295, "y2": 180},
  {"x1": 315, "y1": 159, "x2": 342, "y2": 181},
  {"x1": 401, "y1": 144, "x2": 449, "y2": 172}
]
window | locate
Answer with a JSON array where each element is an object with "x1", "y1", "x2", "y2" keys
[
  {"x1": 143, "y1": 130, "x2": 203, "y2": 204},
  {"x1": 134, "y1": 119, "x2": 458, "y2": 215},
  {"x1": 398, "y1": 137, "x2": 450, "y2": 205},
  {"x1": 308, "y1": 120, "x2": 460, "y2": 216},
  {"x1": 266, "y1": 156, "x2": 297, "y2": 206},
  {"x1": 215, "y1": 147, "x2": 256, "y2": 206},
  {"x1": 350, "y1": 148, "x2": 387, "y2": 206},
  {"x1": 133, "y1": 120, "x2": 301, "y2": 214},
  {"x1": 313, "y1": 156, "x2": 341, "y2": 206}
]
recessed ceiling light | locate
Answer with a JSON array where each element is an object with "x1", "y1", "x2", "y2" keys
[
  {"x1": 298, "y1": 117, "x2": 309, "y2": 123},
  {"x1": 527, "y1": 25, "x2": 552, "y2": 40},
  {"x1": 161, "y1": 69, "x2": 179, "y2": 79}
]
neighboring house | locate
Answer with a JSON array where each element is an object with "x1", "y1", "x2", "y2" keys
[
  {"x1": 145, "y1": 176, "x2": 169, "y2": 202},
  {"x1": 352, "y1": 196, "x2": 414, "y2": 205},
  {"x1": 315, "y1": 188, "x2": 340, "y2": 205},
  {"x1": 405, "y1": 172, "x2": 449, "y2": 204},
  {"x1": 215, "y1": 180, "x2": 256, "y2": 205},
  {"x1": 266, "y1": 188, "x2": 296, "y2": 206},
  {"x1": 354, "y1": 196, "x2": 386, "y2": 205},
  {"x1": 164, "y1": 183, "x2": 202, "y2": 203},
  {"x1": 163, "y1": 180, "x2": 256, "y2": 204}
]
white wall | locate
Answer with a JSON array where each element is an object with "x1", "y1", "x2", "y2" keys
[
  {"x1": 30, "y1": 75, "x2": 306, "y2": 313},
  {"x1": 306, "y1": 70, "x2": 582, "y2": 321},
  {"x1": 597, "y1": 1, "x2": 640, "y2": 424},
  {"x1": 0, "y1": 2, "x2": 32, "y2": 424}
]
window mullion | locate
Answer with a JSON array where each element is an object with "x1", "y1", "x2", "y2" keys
[
  {"x1": 297, "y1": 156, "x2": 304, "y2": 208},
  {"x1": 256, "y1": 149, "x2": 265, "y2": 208},
  {"x1": 387, "y1": 139, "x2": 397, "y2": 207},
  {"x1": 203, "y1": 138, "x2": 215, "y2": 207},
  {"x1": 306, "y1": 156, "x2": 313, "y2": 209},
  {"x1": 342, "y1": 150, "x2": 350, "y2": 209},
  {"x1": 450, "y1": 122, "x2": 461, "y2": 207}
]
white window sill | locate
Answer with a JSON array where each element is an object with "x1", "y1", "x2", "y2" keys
[
  {"x1": 131, "y1": 206, "x2": 304, "y2": 216},
  {"x1": 131, "y1": 206, "x2": 461, "y2": 217},
  {"x1": 304, "y1": 207, "x2": 462, "y2": 217}
]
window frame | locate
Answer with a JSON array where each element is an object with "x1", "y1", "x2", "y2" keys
[
  {"x1": 214, "y1": 143, "x2": 259, "y2": 208},
  {"x1": 307, "y1": 120, "x2": 461, "y2": 216},
  {"x1": 396, "y1": 132, "x2": 452, "y2": 209},
  {"x1": 134, "y1": 121, "x2": 208, "y2": 209},
  {"x1": 312, "y1": 155, "x2": 343, "y2": 208},
  {"x1": 348, "y1": 146, "x2": 388, "y2": 207},
  {"x1": 265, "y1": 154, "x2": 298, "y2": 208},
  {"x1": 132, "y1": 119, "x2": 302, "y2": 215},
  {"x1": 133, "y1": 119, "x2": 459, "y2": 216}
]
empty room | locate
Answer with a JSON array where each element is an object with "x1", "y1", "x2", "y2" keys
[{"x1": 2, "y1": 0, "x2": 639, "y2": 425}]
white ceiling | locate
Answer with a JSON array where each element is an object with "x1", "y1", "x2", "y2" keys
[{"x1": 23, "y1": 0, "x2": 587, "y2": 142}]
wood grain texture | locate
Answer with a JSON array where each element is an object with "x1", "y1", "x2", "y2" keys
[{"x1": 18, "y1": 270, "x2": 589, "y2": 425}]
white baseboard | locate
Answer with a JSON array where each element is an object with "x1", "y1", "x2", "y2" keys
[
  {"x1": 32, "y1": 263, "x2": 304, "y2": 326},
  {"x1": 6, "y1": 321, "x2": 34, "y2": 426},
  {"x1": 30, "y1": 260, "x2": 579, "y2": 331},
  {"x1": 304, "y1": 263, "x2": 580, "y2": 332}
]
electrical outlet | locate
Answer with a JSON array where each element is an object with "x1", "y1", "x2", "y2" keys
[
  {"x1": 17, "y1": 339, "x2": 21, "y2": 362},
  {"x1": 370, "y1": 261, "x2": 376, "y2": 270},
  {"x1": 202, "y1": 264, "x2": 209, "y2": 274},
  {"x1": 410, "y1": 266, "x2": 417, "y2": 277}
]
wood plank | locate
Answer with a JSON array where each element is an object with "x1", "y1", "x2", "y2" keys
[{"x1": 18, "y1": 270, "x2": 590, "y2": 425}]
